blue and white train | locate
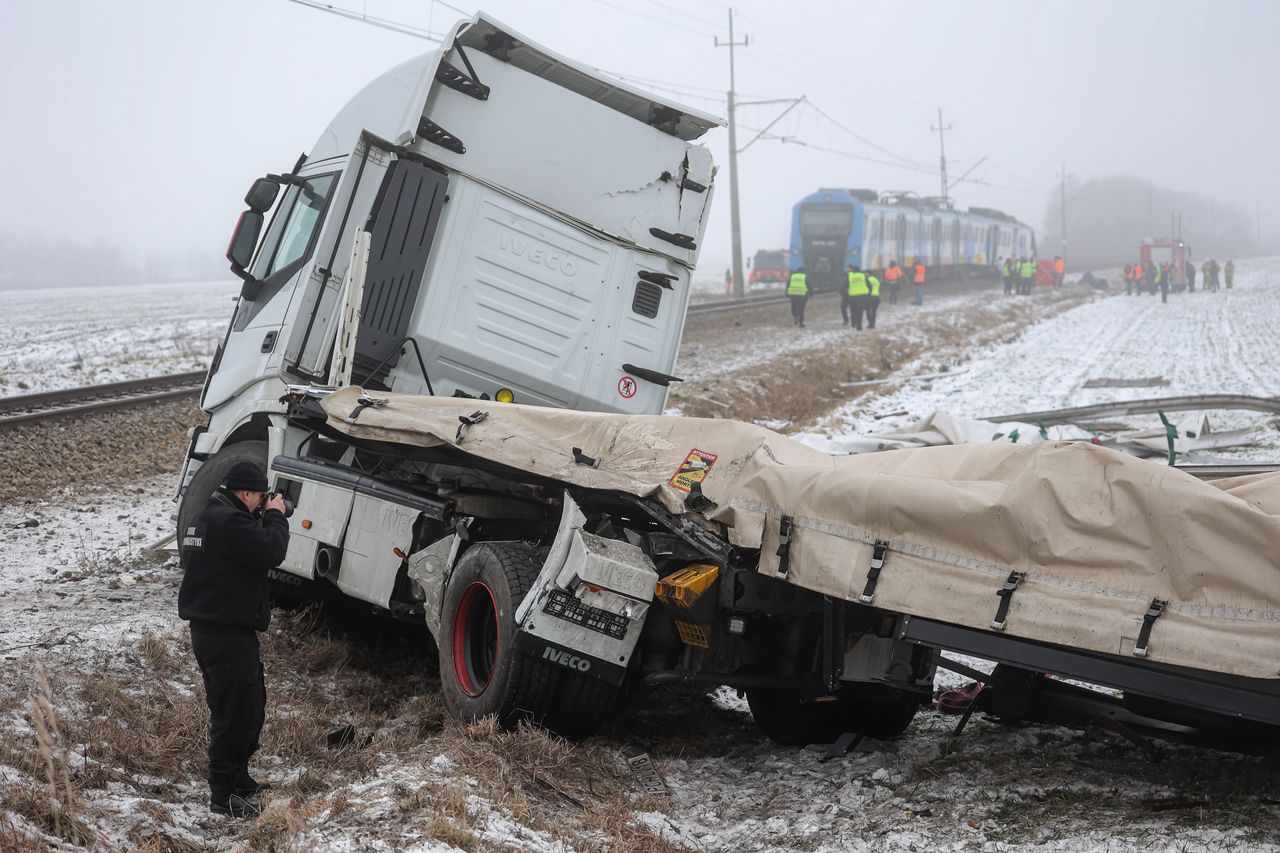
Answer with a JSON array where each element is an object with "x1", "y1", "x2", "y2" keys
[{"x1": 789, "y1": 188, "x2": 1037, "y2": 292}]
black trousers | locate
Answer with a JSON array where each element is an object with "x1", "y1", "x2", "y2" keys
[
  {"x1": 191, "y1": 630, "x2": 266, "y2": 802},
  {"x1": 848, "y1": 294, "x2": 868, "y2": 329},
  {"x1": 789, "y1": 294, "x2": 808, "y2": 325},
  {"x1": 866, "y1": 295, "x2": 880, "y2": 329},
  {"x1": 840, "y1": 293, "x2": 850, "y2": 324}
]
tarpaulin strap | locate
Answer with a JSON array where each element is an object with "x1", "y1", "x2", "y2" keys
[
  {"x1": 990, "y1": 571, "x2": 1025, "y2": 631},
  {"x1": 572, "y1": 447, "x2": 599, "y2": 468},
  {"x1": 774, "y1": 515, "x2": 794, "y2": 579},
  {"x1": 1158, "y1": 410, "x2": 1177, "y2": 466},
  {"x1": 1133, "y1": 598, "x2": 1167, "y2": 658},
  {"x1": 857, "y1": 540, "x2": 890, "y2": 604},
  {"x1": 455, "y1": 411, "x2": 488, "y2": 443},
  {"x1": 347, "y1": 395, "x2": 389, "y2": 422}
]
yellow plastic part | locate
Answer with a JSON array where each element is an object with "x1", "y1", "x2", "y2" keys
[
  {"x1": 655, "y1": 564, "x2": 720, "y2": 608},
  {"x1": 674, "y1": 621, "x2": 710, "y2": 648}
]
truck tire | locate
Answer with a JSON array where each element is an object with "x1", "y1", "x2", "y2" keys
[
  {"x1": 748, "y1": 684, "x2": 920, "y2": 745},
  {"x1": 838, "y1": 684, "x2": 920, "y2": 740},
  {"x1": 439, "y1": 542, "x2": 617, "y2": 739},
  {"x1": 746, "y1": 689, "x2": 846, "y2": 746},
  {"x1": 176, "y1": 440, "x2": 268, "y2": 568}
]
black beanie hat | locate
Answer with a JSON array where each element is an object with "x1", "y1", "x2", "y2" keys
[{"x1": 224, "y1": 462, "x2": 269, "y2": 492}]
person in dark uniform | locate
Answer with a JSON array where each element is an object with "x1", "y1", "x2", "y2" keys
[{"x1": 179, "y1": 462, "x2": 290, "y2": 817}]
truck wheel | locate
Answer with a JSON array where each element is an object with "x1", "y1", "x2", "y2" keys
[
  {"x1": 838, "y1": 684, "x2": 920, "y2": 739},
  {"x1": 177, "y1": 440, "x2": 267, "y2": 567},
  {"x1": 746, "y1": 689, "x2": 846, "y2": 745},
  {"x1": 439, "y1": 542, "x2": 616, "y2": 739}
]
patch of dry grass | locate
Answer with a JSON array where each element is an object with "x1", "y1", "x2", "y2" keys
[{"x1": 670, "y1": 287, "x2": 1092, "y2": 427}]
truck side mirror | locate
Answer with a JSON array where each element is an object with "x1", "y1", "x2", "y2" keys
[
  {"x1": 227, "y1": 210, "x2": 263, "y2": 270},
  {"x1": 226, "y1": 210, "x2": 264, "y2": 295},
  {"x1": 245, "y1": 177, "x2": 281, "y2": 213}
]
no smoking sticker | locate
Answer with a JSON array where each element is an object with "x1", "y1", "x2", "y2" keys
[
  {"x1": 668, "y1": 449, "x2": 718, "y2": 493},
  {"x1": 618, "y1": 375, "x2": 638, "y2": 399}
]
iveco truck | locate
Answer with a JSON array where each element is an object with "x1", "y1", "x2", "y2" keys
[{"x1": 176, "y1": 12, "x2": 939, "y2": 742}]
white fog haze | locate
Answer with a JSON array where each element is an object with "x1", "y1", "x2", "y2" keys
[{"x1": 2, "y1": 0, "x2": 1278, "y2": 286}]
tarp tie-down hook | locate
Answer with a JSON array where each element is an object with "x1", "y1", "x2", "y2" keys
[
  {"x1": 1133, "y1": 598, "x2": 1167, "y2": 657},
  {"x1": 347, "y1": 394, "x2": 389, "y2": 422},
  {"x1": 990, "y1": 571, "x2": 1025, "y2": 631},
  {"x1": 858, "y1": 540, "x2": 890, "y2": 604},
  {"x1": 455, "y1": 411, "x2": 488, "y2": 443},
  {"x1": 774, "y1": 515, "x2": 794, "y2": 579}
]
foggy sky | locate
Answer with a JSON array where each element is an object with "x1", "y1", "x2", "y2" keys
[{"x1": 2, "y1": 0, "x2": 1278, "y2": 275}]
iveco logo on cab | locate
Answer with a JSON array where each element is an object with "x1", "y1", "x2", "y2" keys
[
  {"x1": 542, "y1": 647, "x2": 592, "y2": 672},
  {"x1": 498, "y1": 231, "x2": 578, "y2": 277}
]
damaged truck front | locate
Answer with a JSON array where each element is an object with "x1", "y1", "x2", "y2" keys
[{"x1": 177, "y1": 11, "x2": 935, "y2": 743}]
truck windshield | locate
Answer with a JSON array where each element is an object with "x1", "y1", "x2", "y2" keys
[
  {"x1": 250, "y1": 173, "x2": 338, "y2": 280},
  {"x1": 754, "y1": 251, "x2": 785, "y2": 268}
]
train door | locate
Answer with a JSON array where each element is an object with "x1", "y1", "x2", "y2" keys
[
  {"x1": 951, "y1": 220, "x2": 962, "y2": 265},
  {"x1": 894, "y1": 214, "x2": 906, "y2": 266},
  {"x1": 930, "y1": 218, "x2": 941, "y2": 266},
  {"x1": 986, "y1": 225, "x2": 998, "y2": 266}
]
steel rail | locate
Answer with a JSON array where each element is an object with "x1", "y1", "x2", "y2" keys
[
  {"x1": 0, "y1": 371, "x2": 206, "y2": 428},
  {"x1": 984, "y1": 395, "x2": 1280, "y2": 426}
]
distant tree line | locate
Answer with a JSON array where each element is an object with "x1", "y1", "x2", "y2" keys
[
  {"x1": 1041, "y1": 175, "x2": 1275, "y2": 266},
  {"x1": 0, "y1": 232, "x2": 229, "y2": 290}
]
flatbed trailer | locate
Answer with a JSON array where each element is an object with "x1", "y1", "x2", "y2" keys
[{"x1": 267, "y1": 387, "x2": 1280, "y2": 753}]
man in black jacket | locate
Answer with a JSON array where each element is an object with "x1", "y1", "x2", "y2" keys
[{"x1": 178, "y1": 461, "x2": 290, "y2": 817}]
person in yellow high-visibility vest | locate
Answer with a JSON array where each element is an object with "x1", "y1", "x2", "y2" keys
[
  {"x1": 847, "y1": 266, "x2": 870, "y2": 330},
  {"x1": 1018, "y1": 257, "x2": 1035, "y2": 295},
  {"x1": 787, "y1": 268, "x2": 809, "y2": 327},
  {"x1": 866, "y1": 269, "x2": 882, "y2": 329}
]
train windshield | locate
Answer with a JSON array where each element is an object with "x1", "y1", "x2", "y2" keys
[{"x1": 799, "y1": 204, "x2": 853, "y2": 237}]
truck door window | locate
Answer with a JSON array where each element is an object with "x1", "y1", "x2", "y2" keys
[
  {"x1": 234, "y1": 172, "x2": 338, "y2": 330},
  {"x1": 250, "y1": 174, "x2": 338, "y2": 279}
]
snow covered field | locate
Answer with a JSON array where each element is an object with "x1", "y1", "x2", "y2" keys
[
  {"x1": 0, "y1": 280, "x2": 238, "y2": 396},
  {"x1": 2, "y1": 267, "x2": 1279, "y2": 849},
  {"x1": 817, "y1": 257, "x2": 1280, "y2": 461}
]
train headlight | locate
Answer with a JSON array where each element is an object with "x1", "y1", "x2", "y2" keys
[{"x1": 495, "y1": 388, "x2": 515, "y2": 404}]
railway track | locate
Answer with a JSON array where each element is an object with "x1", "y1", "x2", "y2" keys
[{"x1": 0, "y1": 371, "x2": 206, "y2": 428}]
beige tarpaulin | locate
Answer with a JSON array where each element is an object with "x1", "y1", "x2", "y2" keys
[{"x1": 319, "y1": 387, "x2": 1280, "y2": 680}]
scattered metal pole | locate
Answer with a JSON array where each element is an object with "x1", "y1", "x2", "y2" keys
[{"x1": 715, "y1": 9, "x2": 749, "y2": 298}]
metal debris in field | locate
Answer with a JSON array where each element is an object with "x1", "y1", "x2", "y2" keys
[
  {"x1": 1082, "y1": 376, "x2": 1170, "y2": 388},
  {"x1": 625, "y1": 752, "x2": 670, "y2": 796}
]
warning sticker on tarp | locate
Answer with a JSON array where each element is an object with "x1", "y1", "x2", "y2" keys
[{"x1": 668, "y1": 449, "x2": 718, "y2": 492}]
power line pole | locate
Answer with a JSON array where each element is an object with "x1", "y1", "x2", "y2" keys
[
  {"x1": 931, "y1": 108, "x2": 951, "y2": 204},
  {"x1": 1059, "y1": 161, "x2": 1067, "y2": 265},
  {"x1": 715, "y1": 9, "x2": 749, "y2": 298}
]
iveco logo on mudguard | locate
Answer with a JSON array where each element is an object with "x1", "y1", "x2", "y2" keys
[{"x1": 542, "y1": 647, "x2": 592, "y2": 672}]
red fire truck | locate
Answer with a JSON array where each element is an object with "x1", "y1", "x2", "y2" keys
[
  {"x1": 1139, "y1": 240, "x2": 1190, "y2": 289},
  {"x1": 748, "y1": 248, "x2": 789, "y2": 288}
]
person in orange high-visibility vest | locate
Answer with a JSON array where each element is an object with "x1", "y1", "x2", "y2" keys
[
  {"x1": 912, "y1": 260, "x2": 926, "y2": 305},
  {"x1": 884, "y1": 260, "x2": 903, "y2": 304},
  {"x1": 1052, "y1": 256, "x2": 1065, "y2": 287}
]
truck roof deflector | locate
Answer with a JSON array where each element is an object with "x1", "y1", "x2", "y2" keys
[{"x1": 455, "y1": 14, "x2": 723, "y2": 141}]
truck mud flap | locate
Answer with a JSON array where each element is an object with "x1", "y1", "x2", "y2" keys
[
  {"x1": 514, "y1": 493, "x2": 657, "y2": 681},
  {"x1": 514, "y1": 632, "x2": 628, "y2": 685}
]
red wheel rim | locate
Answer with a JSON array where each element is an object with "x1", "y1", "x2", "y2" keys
[{"x1": 452, "y1": 581, "x2": 499, "y2": 697}]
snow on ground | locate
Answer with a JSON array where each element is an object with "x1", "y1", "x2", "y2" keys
[
  {"x1": 3, "y1": 268, "x2": 1280, "y2": 849},
  {"x1": 814, "y1": 258, "x2": 1280, "y2": 461},
  {"x1": 0, "y1": 280, "x2": 238, "y2": 395}
]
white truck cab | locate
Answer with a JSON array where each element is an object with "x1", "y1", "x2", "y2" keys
[{"x1": 180, "y1": 12, "x2": 721, "y2": 518}]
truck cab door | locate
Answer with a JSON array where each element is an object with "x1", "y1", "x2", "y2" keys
[{"x1": 204, "y1": 172, "x2": 340, "y2": 410}]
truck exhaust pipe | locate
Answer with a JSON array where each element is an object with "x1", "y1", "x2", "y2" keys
[{"x1": 315, "y1": 546, "x2": 342, "y2": 581}]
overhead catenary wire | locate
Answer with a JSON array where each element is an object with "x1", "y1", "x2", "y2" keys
[{"x1": 282, "y1": 0, "x2": 445, "y2": 41}]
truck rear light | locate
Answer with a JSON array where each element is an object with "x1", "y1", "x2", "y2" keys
[{"x1": 301, "y1": 519, "x2": 313, "y2": 529}]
